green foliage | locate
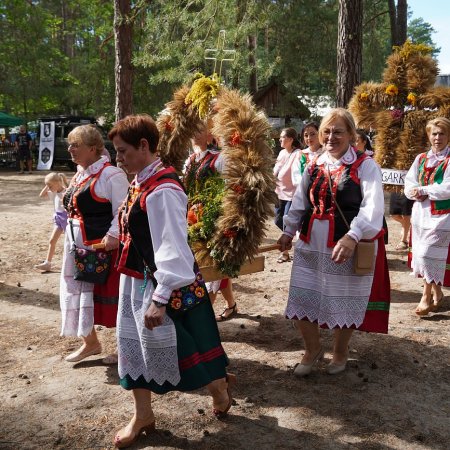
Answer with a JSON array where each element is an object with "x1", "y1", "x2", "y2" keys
[
  {"x1": 187, "y1": 173, "x2": 225, "y2": 244},
  {"x1": 1, "y1": 0, "x2": 432, "y2": 122},
  {"x1": 408, "y1": 18, "x2": 441, "y2": 58},
  {"x1": 0, "y1": 0, "x2": 117, "y2": 120},
  {"x1": 362, "y1": 0, "x2": 392, "y2": 82}
]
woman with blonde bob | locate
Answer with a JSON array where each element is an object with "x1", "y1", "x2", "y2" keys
[
  {"x1": 405, "y1": 117, "x2": 450, "y2": 315},
  {"x1": 278, "y1": 108, "x2": 385, "y2": 376},
  {"x1": 60, "y1": 125, "x2": 128, "y2": 363}
]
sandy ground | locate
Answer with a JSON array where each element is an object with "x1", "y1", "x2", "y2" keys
[{"x1": 0, "y1": 170, "x2": 449, "y2": 450}]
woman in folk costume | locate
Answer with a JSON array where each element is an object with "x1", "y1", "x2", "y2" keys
[
  {"x1": 278, "y1": 108, "x2": 388, "y2": 376},
  {"x1": 274, "y1": 127, "x2": 302, "y2": 262},
  {"x1": 110, "y1": 115, "x2": 232, "y2": 449},
  {"x1": 405, "y1": 117, "x2": 450, "y2": 316},
  {"x1": 292, "y1": 121, "x2": 323, "y2": 186},
  {"x1": 60, "y1": 125, "x2": 128, "y2": 363},
  {"x1": 184, "y1": 125, "x2": 237, "y2": 321}
]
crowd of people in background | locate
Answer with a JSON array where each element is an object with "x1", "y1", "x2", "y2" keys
[{"x1": 20, "y1": 107, "x2": 449, "y2": 448}]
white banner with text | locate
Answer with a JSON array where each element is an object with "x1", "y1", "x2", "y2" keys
[{"x1": 381, "y1": 168, "x2": 408, "y2": 186}]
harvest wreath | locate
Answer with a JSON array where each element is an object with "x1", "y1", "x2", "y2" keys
[
  {"x1": 156, "y1": 74, "x2": 277, "y2": 278},
  {"x1": 348, "y1": 41, "x2": 450, "y2": 192}
]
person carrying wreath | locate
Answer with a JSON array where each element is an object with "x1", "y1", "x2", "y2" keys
[
  {"x1": 405, "y1": 117, "x2": 450, "y2": 315},
  {"x1": 109, "y1": 114, "x2": 233, "y2": 449},
  {"x1": 183, "y1": 125, "x2": 237, "y2": 321},
  {"x1": 278, "y1": 108, "x2": 386, "y2": 376}
]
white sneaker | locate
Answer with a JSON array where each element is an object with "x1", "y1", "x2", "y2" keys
[{"x1": 34, "y1": 261, "x2": 52, "y2": 271}]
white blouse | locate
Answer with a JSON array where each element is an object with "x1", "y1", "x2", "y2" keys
[
  {"x1": 74, "y1": 156, "x2": 129, "y2": 238},
  {"x1": 184, "y1": 149, "x2": 225, "y2": 174},
  {"x1": 405, "y1": 147, "x2": 450, "y2": 200},
  {"x1": 47, "y1": 191, "x2": 66, "y2": 214},
  {"x1": 283, "y1": 147, "x2": 384, "y2": 243},
  {"x1": 145, "y1": 180, "x2": 196, "y2": 304}
]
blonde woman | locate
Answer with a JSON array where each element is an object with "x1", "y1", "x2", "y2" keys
[
  {"x1": 405, "y1": 117, "x2": 450, "y2": 315},
  {"x1": 60, "y1": 125, "x2": 128, "y2": 363},
  {"x1": 278, "y1": 108, "x2": 385, "y2": 376}
]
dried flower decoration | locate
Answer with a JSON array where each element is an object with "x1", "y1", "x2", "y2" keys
[
  {"x1": 359, "y1": 92, "x2": 369, "y2": 102},
  {"x1": 407, "y1": 92, "x2": 417, "y2": 106},
  {"x1": 231, "y1": 184, "x2": 245, "y2": 195},
  {"x1": 164, "y1": 120, "x2": 174, "y2": 132},
  {"x1": 390, "y1": 109, "x2": 403, "y2": 121},
  {"x1": 185, "y1": 73, "x2": 220, "y2": 119},
  {"x1": 385, "y1": 84, "x2": 399, "y2": 96},
  {"x1": 230, "y1": 131, "x2": 242, "y2": 146},
  {"x1": 393, "y1": 40, "x2": 432, "y2": 59},
  {"x1": 223, "y1": 229, "x2": 237, "y2": 239}
]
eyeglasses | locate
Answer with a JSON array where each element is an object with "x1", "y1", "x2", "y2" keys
[{"x1": 322, "y1": 129, "x2": 347, "y2": 138}]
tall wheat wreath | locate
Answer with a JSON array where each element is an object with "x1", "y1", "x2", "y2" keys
[
  {"x1": 156, "y1": 74, "x2": 277, "y2": 277},
  {"x1": 348, "y1": 41, "x2": 450, "y2": 192}
]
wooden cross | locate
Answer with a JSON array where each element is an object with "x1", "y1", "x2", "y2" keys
[{"x1": 204, "y1": 30, "x2": 236, "y2": 80}]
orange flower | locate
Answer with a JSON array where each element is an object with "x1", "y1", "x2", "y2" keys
[
  {"x1": 171, "y1": 298, "x2": 182, "y2": 309},
  {"x1": 164, "y1": 121, "x2": 174, "y2": 132},
  {"x1": 359, "y1": 92, "x2": 369, "y2": 101},
  {"x1": 223, "y1": 228, "x2": 237, "y2": 238},
  {"x1": 230, "y1": 131, "x2": 241, "y2": 146},
  {"x1": 194, "y1": 286, "x2": 205, "y2": 298},
  {"x1": 407, "y1": 92, "x2": 417, "y2": 106},
  {"x1": 232, "y1": 184, "x2": 245, "y2": 194},
  {"x1": 385, "y1": 84, "x2": 398, "y2": 96},
  {"x1": 187, "y1": 208, "x2": 198, "y2": 225}
]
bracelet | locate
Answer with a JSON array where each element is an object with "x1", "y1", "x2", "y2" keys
[{"x1": 152, "y1": 300, "x2": 166, "y2": 308}]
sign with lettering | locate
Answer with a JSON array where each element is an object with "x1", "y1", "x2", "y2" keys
[{"x1": 381, "y1": 168, "x2": 407, "y2": 185}]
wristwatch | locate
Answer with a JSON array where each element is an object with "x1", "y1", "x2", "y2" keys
[{"x1": 152, "y1": 300, "x2": 166, "y2": 308}]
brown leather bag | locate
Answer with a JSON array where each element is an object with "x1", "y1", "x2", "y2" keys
[{"x1": 327, "y1": 167, "x2": 375, "y2": 275}]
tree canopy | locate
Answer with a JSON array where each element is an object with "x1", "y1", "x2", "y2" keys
[{"x1": 0, "y1": 0, "x2": 441, "y2": 122}]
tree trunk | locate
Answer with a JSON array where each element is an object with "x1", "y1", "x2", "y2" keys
[
  {"x1": 248, "y1": 34, "x2": 257, "y2": 95},
  {"x1": 114, "y1": 0, "x2": 133, "y2": 121},
  {"x1": 388, "y1": 0, "x2": 408, "y2": 47},
  {"x1": 336, "y1": 0, "x2": 363, "y2": 108}
]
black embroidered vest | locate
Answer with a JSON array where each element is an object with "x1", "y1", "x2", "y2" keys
[
  {"x1": 117, "y1": 167, "x2": 185, "y2": 279},
  {"x1": 300, "y1": 153, "x2": 368, "y2": 247},
  {"x1": 63, "y1": 164, "x2": 113, "y2": 245},
  {"x1": 184, "y1": 151, "x2": 220, "y2": 195}
]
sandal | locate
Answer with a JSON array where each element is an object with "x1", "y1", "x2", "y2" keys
[
  {"x1": 216, "y1": 303, "x2": 238, "y2": 322},
  {"x1": 395, "y1": 241, "x2": 408, "y2": 250},
  {"x1": 277, "y1": 253, "x2": 290, "y2": 263},
  {"x1": 415, "y1": 299, "x2": 434, "y2": 316},
  {"x1": 212, "y1": 373, "x2": 236, "y2": 419},
  {"x1": 65, "y1": 345, "x2": 102, "y2": 363},
  {"x1": 114, "y1": 419, "x2": 156, "y2": 448},
  {"x1": 432, "y1": 294, "x2": 445, "y2": 310}
]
